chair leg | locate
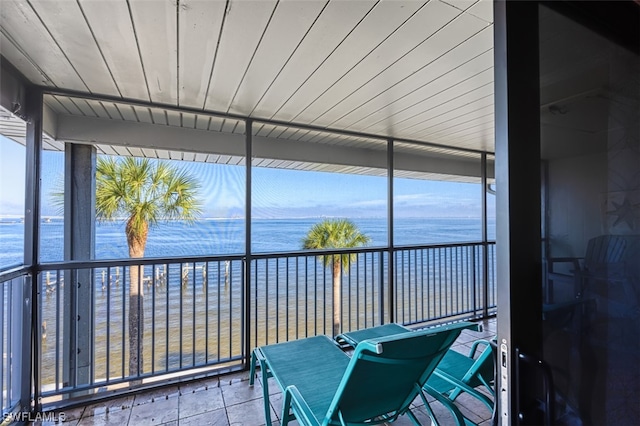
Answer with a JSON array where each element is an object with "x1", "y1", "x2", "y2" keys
[
  {"x1": 249, "y1": 351, "x2": 257, "y2": 386},
  {"x1": 281, "y1": 390, "x2": 292, "y2": 426},
  {"x1": 260, "y1": 359, "x2": 272, "y2": 425},
  {"x1": 405, "y1": 409, "x2": 424, "y2": 426},
  {"x1": 422, "y1": 399, "x2": 441, "y2": 426},
  {"x1": 416, "y1": 384, "x2": 441, "y2": 426},
  {"x1": 423, "y1": 385, "x2": 469, "y2": 426}
]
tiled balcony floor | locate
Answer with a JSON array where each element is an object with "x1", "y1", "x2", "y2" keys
[{"x1": 34, "y1": 318, "x2": 496, "y2": 426}]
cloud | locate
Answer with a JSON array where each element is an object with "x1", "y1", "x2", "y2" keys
[{"x1": 350, "y1": 199, "x2": 386, "y2": 207}]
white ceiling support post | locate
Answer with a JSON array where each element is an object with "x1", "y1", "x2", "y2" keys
[
  {"x1": 243, "y1": 119, "x2": 252, "y2": 368},
  {"x1": 23, "y1": 85, "x2": 43, "y2": 413},
  {"x1": 387, "y1": 139, "x2": 394, "y2": 325}
]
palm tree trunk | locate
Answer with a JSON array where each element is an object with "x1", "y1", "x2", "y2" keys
[
  {"x1": 127, "y1": 219, "x2": 147, "y2": 377},
  {"x1": 332, "y1": 258, "x2": 342, "y2": 336},
  {"x1": 128, "y1": 258, "x2": 144, "y2": 377}
]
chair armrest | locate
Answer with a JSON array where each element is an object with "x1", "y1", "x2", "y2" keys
[
  {"x1": 283, "y1": 385, "x2": 321, "y2": 426},
  {"x1": 468, "y1": 339, "x2": 491, "y2": 358},
  {"x1": 433, "y1": 369, "x2": 494, "y2": 411}
]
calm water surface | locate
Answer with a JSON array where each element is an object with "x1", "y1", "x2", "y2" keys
[{"x1": 1, "y1": 217, "x2": 494, "y2": 266}]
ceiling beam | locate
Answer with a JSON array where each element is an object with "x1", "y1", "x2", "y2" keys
[{"x1": 55, "y1": 113, "x2": 493, "y2": 180}]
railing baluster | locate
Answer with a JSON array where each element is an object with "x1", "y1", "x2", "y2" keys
[
  {"x1": 378, "y1": 251, "x2": 384, "y2": 326},
  {"x1": 403, "y1": 250, "x2": 407, "y2": 324},
  {"x1": 192, "y1": 261, "x2": 196, "y2": 367},
  {"x1": 253, "y1": 259, "x2": 257, "y2": 350},
  {"x1": 436, "y1": 249, "x2": 441, "y2": 318},
  {"x1": 293, "y1": 257, "x2": 298, "y2": 340},
  {"x1": 121, "y1": 267, "x2": 126, "y2": 379},
  {"x1": 430, "y1": 249, "x2": 434, "y2": 321},
  {"x1": 55, "y1": 270, "x2": 61, "y2": 389},
  {"x1": 310, "y1": 256, "x2": 315, "y2": 336},
  {"x1": 472, "y1": 246, "x2": 477, "y2": 316},
  {"x1": 323, "y1": 260, "x2": 326, "y2": 335},
  {"x1": 420, "y1": 249, "x2": 424, "y2": 323},
  {"x1": 268, "y1": 259, "x2": 272, "y2": 344},
  {"x1": 449, "y1": 247, "x2": 453, "y2": 316},
  {"x1": 452, "y1": 248, "x2": 456, "y2": 315},
  {"x1": 165, "y1": 264, "x2": 170, "y2": 371},
  {"x1": 1, "y1": 281, "x2": 5, "y2": 405},
  {"x1": 90, "y1": 267, "x2": 96, "y2": 384},
  {"x1": 179, "y1": 262, "x2": 184, "y2": 370},
  {"x1": 228, "y1": 261, "x2": 233, "y2": 358},
  {"x1": 218, "y1": 261, "x2": 222, "y2": 362},
  {"x1": 304, "y1": 256, "x2": 308, "y2": 338},
  {"x1": 411, "y1": 249, "x2": 415, "y2": 323},
  {"x1": 204, "y1": 262, "x2": 209, "y2": 363},
  {"x1": 7, "y1": 281, "x2": 11, "y2": 406},
  {"x1": 348, "y1": 258, "x2": 352, "y2": 332},
  {"x1": 446, "y1": 247, "x2": 450, "y2": 317},
  {"x1": 151, "y1": 265, "x2": 156, "y2": 373}
]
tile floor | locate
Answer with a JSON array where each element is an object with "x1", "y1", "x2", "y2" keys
[{"x1": 32, "y1": 318, "x2": 496, "y2": 426}]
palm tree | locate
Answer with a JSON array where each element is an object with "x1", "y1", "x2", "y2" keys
[
  {"x1": 302, "y1": 219, "x2": 370, "y2": 336},
  {"x1": 96, "y1": 156, "x2": 201, "y2": 376}
]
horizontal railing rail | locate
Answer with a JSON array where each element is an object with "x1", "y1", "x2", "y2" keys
[
  {"x1": 24, "y1": 241, "x2": 496, "y2": 407},
  {"x1": 36, "y1": 254, "x2": 246, "y2": 270},
  {"x1": 0, "y1": 265, "x2": 30, "y2": 282}
]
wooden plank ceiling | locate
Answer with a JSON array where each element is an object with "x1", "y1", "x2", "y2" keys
[{"x1": 1, "y1": 0, "x2": 494, "y2": 177}]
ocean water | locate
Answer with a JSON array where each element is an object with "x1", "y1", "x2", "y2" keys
[{"x1": 0, "y1": 217, "x2": 495, "y2": 267}]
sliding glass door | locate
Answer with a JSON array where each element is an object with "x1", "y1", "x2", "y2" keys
[
  {"x1": 539, "y1": 3, "x2": 640, "y2": 424},
  {"x1": 496, "y1": 1, "x2": 639, "y2": 424}
]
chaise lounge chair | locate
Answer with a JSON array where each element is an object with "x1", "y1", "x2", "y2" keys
[
  {"x1": 337, "y1": 323, "x2": 495, "y2": 426},
  {"x1": 249, "y1": 321, "x2": 480, "y2": 426}
]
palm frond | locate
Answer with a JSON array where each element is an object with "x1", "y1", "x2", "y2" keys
[
  {"x1": 301, "y1": 219, "x2": 371, "y2": 271},
  {"x1": 96, "y1": 155, "x2": 202, "y2": 244}
]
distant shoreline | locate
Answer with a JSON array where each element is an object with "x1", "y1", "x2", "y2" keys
[{"x1": 1, "y1": 217, "x2": 496, "y2": 266}]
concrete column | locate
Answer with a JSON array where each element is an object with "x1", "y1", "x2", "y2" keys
[{"x1": 63, "y1": 143, "x2": 96, "y2": 388}]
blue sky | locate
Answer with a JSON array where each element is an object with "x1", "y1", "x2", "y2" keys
[
  {"x1": 0, "y1": 136, "x2": 27, "y2": 216},
  {"x1": 0, "y1": 135, "x2": 493, "y2": 219}
]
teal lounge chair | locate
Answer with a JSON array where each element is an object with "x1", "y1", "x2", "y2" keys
[
  {"x1": 337, "y1": 323, "x2": 495, "y2": 425},
  {"x1": 249, "y1": 321, "x2": 479, "y2": 426}
]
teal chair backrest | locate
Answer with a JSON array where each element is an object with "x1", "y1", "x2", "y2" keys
[{"x1": 324, "y1": 324, "x2": 469, "y2": 424}]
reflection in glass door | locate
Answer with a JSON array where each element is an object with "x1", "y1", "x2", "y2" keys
[{"x1": 540, "y1": 4, "x2": 640, "y2": 424}]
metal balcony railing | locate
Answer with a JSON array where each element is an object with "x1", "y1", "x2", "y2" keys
[
  {"x1": 393, "y1": 242, "x2": 497, "y2": 325},
  {"x1": 0, "y1": 267, "x2": 28, "y2": 417},
  {"x1": 0, "y1": 241, "x2": 496, "y2": 410}
]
